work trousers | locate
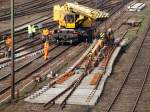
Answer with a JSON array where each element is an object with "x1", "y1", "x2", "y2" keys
[
  {"x1": 44, "y1": 49, "x2": 48, "y2": 60},
  {"x1": 28, "y1": 33, "x2": 35, "y2": 39}
]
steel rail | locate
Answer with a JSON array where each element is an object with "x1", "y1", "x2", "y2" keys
[
  {"x1": 43, "y1": 60, "x2": 91, "y2": 109},
  {"x1": 131, "y1": 62, "x2": 150, "y2": 112},
  {"x1": 0, "y1": 0, "x2": 59, "y2": 21},
  {"x1": 43, "y1": 38, "x2": 94, "y2": 109},
  {"x1": 0, "y1": 21, "x2": 56, "y2": 48},
  {"x1": 59, "y1": 0, "x2": 135, "y2": 109},
  {"x1": 0, "y1": 0, "x2": 42, "y2": 13},
  {"x1": 0, "y1": 46, "x2": 72, "y2": 95},
  {"x1": 0, "y1": 39, "x2": 52, "y2": 69},
  {"x1": 42, "y1": 0, "x2": 133, "y2": 110},
  {"x1": 43, "y1": 77, "x2": 80, "y2": 109},
  {"x1": 59, "y1": 72, "x2": 87, "y2": 110},
  {"x1": 0, "y1": 0, "x2": 92, "y2": 43},
  {"x1": 0, "y1": 22, "x2": 56, "y2": 68},
  {"x1": 0, "y1": 19, "x2": 55, "y2": 69},
  {"x1": 0, "y1": 0, "x2": 93, "y2": 21},
  {"x1": 0, "y1": 45, "x2": 58, "y2": 81},
  {"x1": 105, "y1": 22, "x2": 150, "y2": 112}
]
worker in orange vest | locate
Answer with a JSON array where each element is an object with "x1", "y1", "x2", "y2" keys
[
  {"x1": 4, "y1": 35, "x2": 12, "y2": 58},
  {"x1": 44, "y1": 41, "x2": 49, "y2": 60},
  {"x1": 41, "y1": 28, "x2": 49, "y2": 43}
]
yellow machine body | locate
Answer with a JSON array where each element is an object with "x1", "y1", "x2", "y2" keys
[
  {"x1": 53, "y1": 2, "x2": 109, "y2": 29},
  {"x1": 52, "y1": 2, "x2": 109, "y2": 44}
]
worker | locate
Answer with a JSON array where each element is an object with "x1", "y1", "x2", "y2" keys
[
  {"x1": 28, "y1": 25, "x2": 32, "y2": 39},
  {"x1": 41, "y1": 28, "x2": 49, "y2": 43},
  {"x1": 4, "y1": 35, "x2": 12, "y2": 58},
  {"x1": 44, "y1": 41, "x2": 49, "y2": 60},
  {"x1": 100, "y1": 28, "x2": 115, "y2": 47},
  {"x1": 100, "y1": 28, "x2": 115, "y2": 57},
  {"x1": 28, "y1": 24, "x2": 36, "y2": 39},
  {"x1": 105, "y1": 28, "x2": 114, "y2": 46}
]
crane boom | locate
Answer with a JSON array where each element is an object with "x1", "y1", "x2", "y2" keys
[
  {"x1": 65, "y1": 2, "x2": 109, "y2": 20},
  {"x1": 53, "y1": 2, "x2": 109, "y2": 21}
]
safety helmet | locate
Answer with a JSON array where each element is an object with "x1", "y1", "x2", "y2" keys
[{"x1": 107, "y1": 28, "x2": 112, "y2": 32}]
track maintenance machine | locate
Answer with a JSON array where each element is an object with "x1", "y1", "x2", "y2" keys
[{"x1": 52, "y1": 2, "x2": 109, "y2": 44}]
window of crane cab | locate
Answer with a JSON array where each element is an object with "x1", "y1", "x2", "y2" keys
[{"x1": 65, "y1": 14, "x2": 75, "y2": 23}]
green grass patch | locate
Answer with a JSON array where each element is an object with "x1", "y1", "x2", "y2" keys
[
  {"x1": 146, "y1": 104, "x2": 150, "y2": 111},
  {"x1": 125, "y1": 27, "x2": 139, "y2": 40},
  {"x1": 138, "y1": 6, "x2": 150, "y2": 33},
  {"x1": 125, "y1": 6, "x2": 150, "y2": 41}
]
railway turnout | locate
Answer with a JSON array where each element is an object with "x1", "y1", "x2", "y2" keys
[
  {"x1": 25, "y1": 36, "x2": 126, "y2": 110},
  {"x1": 0, "y1": 0, "x2": 149, "y2": 112}
]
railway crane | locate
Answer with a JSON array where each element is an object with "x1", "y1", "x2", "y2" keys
[{"x1": 52, "y1": 2, "x2": 109, "y2": 44}]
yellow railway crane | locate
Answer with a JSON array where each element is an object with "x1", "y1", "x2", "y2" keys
[{"x1": 52, "y1": 2, "x2": 109, "y2": 44}]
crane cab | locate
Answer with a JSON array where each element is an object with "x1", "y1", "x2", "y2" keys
[{"x1": 63, "y1": 13, "x2": 76, "y2": 29}]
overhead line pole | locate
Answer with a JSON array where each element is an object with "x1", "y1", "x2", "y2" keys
[{"x1": 11, "y1": 0, "x2": 15, "y2": 102}]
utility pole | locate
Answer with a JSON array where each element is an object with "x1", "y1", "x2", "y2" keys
[{"x1": 11, "y1": 0, "x2": 15, "y2": 102}]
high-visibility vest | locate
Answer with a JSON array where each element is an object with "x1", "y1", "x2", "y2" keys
[
  {"x1": 28, "y1": 25, "x2": 36, "y2": 34},
  {"x1": 32, "y1": 25, "x2": 36, "y2": 33},
  {"x1": 42, "y1": 29, "x2": 49, "y2": 36},
  {"x1": 28, "y1": 25, "x2": 32, "y2": 34}
]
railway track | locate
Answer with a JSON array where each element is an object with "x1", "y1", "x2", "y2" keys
[
  {"x1": 0, "y1": 0, "x2": 128, "y2": 70},
  {"x1": 0, "y1": 0, "x2": 96, "y2": 73},
  {"x1": 0, "y1": 0, "x2": 117, "y2": 44},
  {"x1": 33, "y1": 0, "x2": 135, "y2": 110},
  {"x1": 0, "y1": 45, "x2": 72, "y2": 96},
  {"x1": 26, "y1": 39, "x2": 118, "y2": 110},
  {"x1": 0, "y1": 45, "x2": 58, "y2": 81},
  {"x1": 41, "y1": 42, "x2": 103, "y2": 110},
  {"x1": 0, "y1": 0, "x2": 132, "y2": 104},
  {"x1": 0, "y1": 0, "x2": 95, "y2": 48},
  {"x1": 31, "y1": 18, "x2": 130, "y2": 109},
  {"x1": 0, "y1": 0, "x2": 98, "y2": 22},
  {"x1": 105, "y1": 23, "x2": 150, "y2": 112},
  {"x1": 0, "y1": 21, "x2": 56, "y2": 49},
  {"x1": 0, "y1": 22, "x2": 57, "y2": 69},
  {"x1": 0, "y1": 0, "x2": 60, "y2": 21},
  {"x1": 0, "y1": 0, "x2": 103, "y2": 68}
]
